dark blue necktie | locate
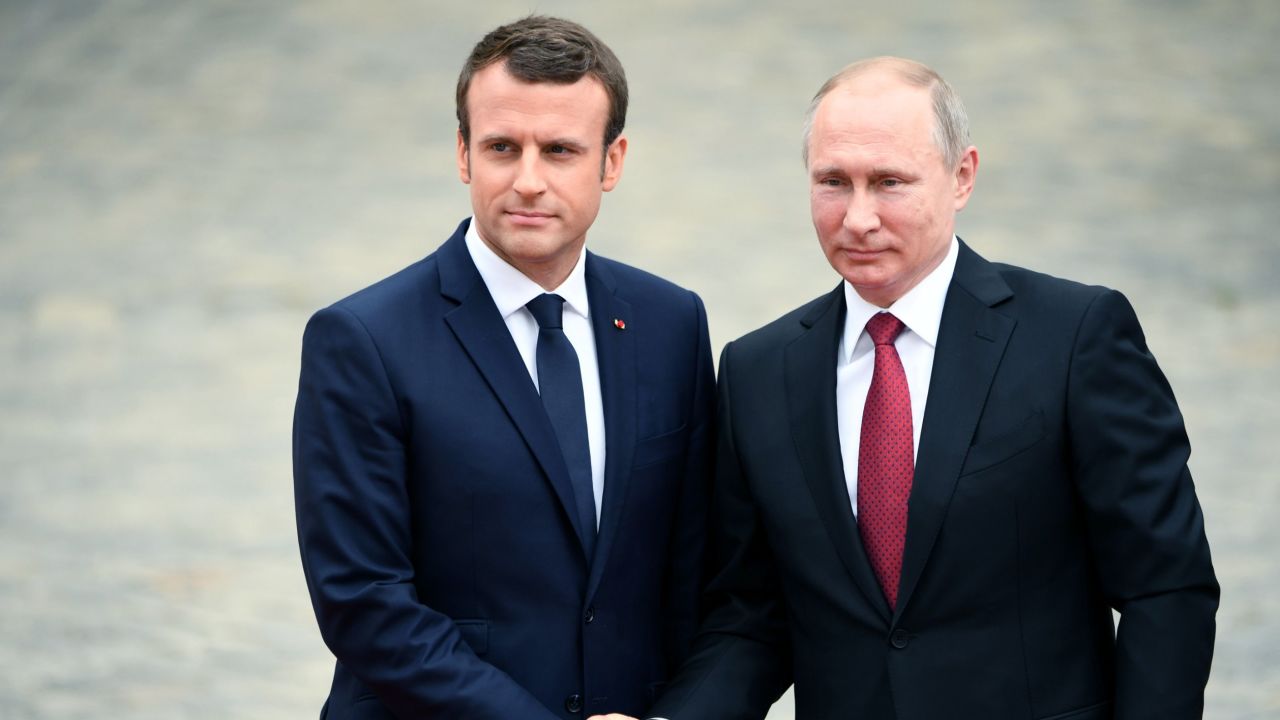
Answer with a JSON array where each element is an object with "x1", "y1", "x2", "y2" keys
[{"x1": 526, "y1": 293, "x2": 596, "y2": 561}]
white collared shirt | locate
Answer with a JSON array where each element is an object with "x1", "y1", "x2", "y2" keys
[
  {"x1": 837, "y1": 236, "x2": 959, "y2": 517},
  {"x1": 464, "y1": 219, "x2": 606, "y2": 525}
]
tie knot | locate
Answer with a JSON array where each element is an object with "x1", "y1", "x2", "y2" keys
[
  {"x1": 865, "y1": 312, "x2": 905, "y2": 346},
  {"x1": 527, "y1": 293, "x2": 566, "y2": 330}
]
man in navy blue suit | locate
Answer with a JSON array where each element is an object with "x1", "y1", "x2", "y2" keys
[{"x1": 293, "y1": 16, "x2": 714, "y2": 719}]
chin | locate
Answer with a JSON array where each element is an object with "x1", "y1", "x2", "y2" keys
[
  {"x1": 846, "y1": 274, "x2": 900, "y2": 299},
  {"x1": 839, "y1": 267, "x2": 889, "y2": 288}
]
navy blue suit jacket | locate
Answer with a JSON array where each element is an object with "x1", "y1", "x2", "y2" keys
[
  {"x1": 293, "y1": 219, "x2": 715, "y2": 719},
  {"x1": 651, "y1": 241, "x2": 1218, "y2": 720}
]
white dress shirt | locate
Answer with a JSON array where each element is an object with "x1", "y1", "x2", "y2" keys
[
  {"x1": 465, "y1": 219, "x2": 606, "y2": 525},
  {"x1": 837, "y1": 236, "x2": 959, "y2": 517}
]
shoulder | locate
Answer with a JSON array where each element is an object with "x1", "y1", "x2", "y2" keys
[
  {"x1": 952, "y1": 240, "x2": 1110, "y2": 313},
  {"x1": 587, "y1": 253, "x2": 709, "y2": 333},
  {"x1": 961, "y1": 248, "x2": 1146, "y2": 351},
  {"x1": 984, "y1": 261, "x2": 1144, "y2": 341},
  {"x1": 589, "y1": 253, "x2": 700, "y2": 304},
  {"x1": 311, "y1": 220, "x2": 472, "y2": 329},
  {"x1": 307, "y1": 249, "x2": 445, "y2": 343},
  {"x1": 991, "y1": 261, "x2": 1110, "y2": 308},
  {"x1": 730, "y1": 289, "x2": 839, "y2": 356},
  {"x1": 955, "y1": 241, "x2": 1119, "y2": 327}
]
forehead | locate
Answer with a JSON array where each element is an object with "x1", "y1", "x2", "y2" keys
[
  {"x1": 465, "y1": 62, "x2": 609, "y2": 137},
  {"x1": 809, "y1": 76, "x2": 937, "y2": 162}
]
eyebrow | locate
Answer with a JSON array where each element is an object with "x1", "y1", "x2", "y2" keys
[
  {"x1": 476, "y1": 133, "x2": 515, "y2": 147},
  {"x1": 809, "y1": 164, "x2": 845, "y2": 178},
  {"x1": 809, "y1": 165, "x2": 913, "y2": 179}
]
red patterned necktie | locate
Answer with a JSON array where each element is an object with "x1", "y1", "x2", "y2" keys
[{"x1": 857, "y1": 312, "x2": 913, "y2": 610}]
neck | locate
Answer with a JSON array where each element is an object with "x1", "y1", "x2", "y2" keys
[{"x1": 520, "y1": 256, "x2": 579, "y2": 292}]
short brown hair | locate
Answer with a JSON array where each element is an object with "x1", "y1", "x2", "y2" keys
[{"x1": 456, "y1": 16, "x2": 628, "y2": 150}]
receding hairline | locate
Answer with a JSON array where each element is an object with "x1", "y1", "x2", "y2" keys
[
  {"x1": 802, "y1": 55, "x2": 969, "y2": 169},
  {"x1": 848, "y1": 56, "x2": 941, "y2": 87},
  {"x1": 812, "y1": 56, "x2": 943, "y2": 105}
]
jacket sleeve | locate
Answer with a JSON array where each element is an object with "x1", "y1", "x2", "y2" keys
[
  {"x1": 648, "y1": 340, "x2": 793, "y2": 720},
  {"x1": 659, "y1": 291, "x2": 716, "y2": 671},
  {"x1": 1066, "y1": 289, "x2": 1219, "y2": 719},
  {"x1": 292, "y1": 305, "x2": 558, "y2": 720}
]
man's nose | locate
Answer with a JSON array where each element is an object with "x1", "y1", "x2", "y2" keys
[
  {"x1": 843, "y1": 190, "x2": 881, "y2": 235},
  {"x1": 512, "y1": 154, "x2": 547, "y2": 197}
]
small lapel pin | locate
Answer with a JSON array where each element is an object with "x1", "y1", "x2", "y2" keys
[{"x1": 613, "y1": 318, "x2": 626, "y2": 330}]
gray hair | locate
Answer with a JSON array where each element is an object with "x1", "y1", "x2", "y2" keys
[{"x1": 801, "y1": 57, "x2": 970, "y2": 170}]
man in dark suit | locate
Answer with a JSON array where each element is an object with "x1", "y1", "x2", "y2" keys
[
  {"x1": 293, "y1": 16, "x2": 714, "y2": 719},
  {"x1": 605, "y1": 57, "x2": 1218, "y2": 720}
]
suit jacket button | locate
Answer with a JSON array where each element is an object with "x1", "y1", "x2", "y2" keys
[
  {"x1": 565, "y1": 694, "x2": 583, "y2": 713},
  {"x1": 890, "y1": 628, "x2": 910, "y2": 649},
  {"x1": 584, "y1": 606, "x2": 595, "y2": 624}
]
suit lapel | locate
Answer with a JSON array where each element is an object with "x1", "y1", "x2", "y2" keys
[
  {"x1": 583, "y1": 254, "x2": 636, "y2": 598},
  {"x1": 437, "y1": 223, "x2": 594, "y2": 559},
  {"x1": 894, "y1": 241, "x2": 1015, "y2": 621},
  {"x1": 786, "y1": 286, "x2": 893, "y2": 622}
]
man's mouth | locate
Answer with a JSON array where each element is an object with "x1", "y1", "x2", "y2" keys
[{"x1": 506, "y1": 210, "x2": 554, "y2": 226}]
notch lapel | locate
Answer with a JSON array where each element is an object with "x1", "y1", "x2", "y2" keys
[
  {"x1": 582, "y1": 255, "x2": 637, "y2": 598},
  {"x1": 437, "y1": 225, "x2": 594, "y2": 559},
  {"x1": 894, "y1": 242, "x2": 1015, "y2": 621},
  {"x1": 786, "y1": 286, "x2": 892, "y2": 622}
]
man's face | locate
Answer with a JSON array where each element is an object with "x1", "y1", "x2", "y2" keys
[
  {"x1": 458, "y1": 62, "x2": 625, "y2": 289},
  {"x1": 806, "y1": 73, "x2": 976, "y2": 307}
]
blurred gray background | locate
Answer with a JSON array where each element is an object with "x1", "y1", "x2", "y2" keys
[{"x1": 1, "y1": 1, "x2": 1277, "y2": 718}]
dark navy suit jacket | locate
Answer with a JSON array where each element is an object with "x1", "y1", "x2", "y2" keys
[
  {"x1": 650, "y1": 241, "x2": 1218, "y2": 720},
  {"x1": 294, "y1": 219, "x2": 714, "y2": 719}
]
